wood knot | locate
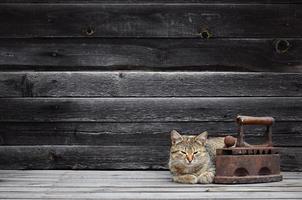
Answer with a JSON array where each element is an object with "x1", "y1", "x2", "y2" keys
[
  {"x1": 119, "y1": 72, "x2": 124, "y2": 78},
  {"x1": 50, "y1": 51, "x2": 63, "y2": 58},
  {"x1": 48, "y1": 151, "x2": 61, "y2": 161},
  {"x1": 83, "y1": 26, "x2": 95, "y2": 36},
  {"x1": 275, "y1": 39, "x2": 290, "y2": 54},
  {"x1": 51, "y1": 52, "x2": 58, "y2": 57},
  {"x1": 0, "y1": 136, "x2": 4, "y2": 145},
  {"x1": 199, "y1": 29, "x2": 211, "y2": 39}
]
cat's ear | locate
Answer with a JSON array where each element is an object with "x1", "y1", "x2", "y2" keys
[
  {"x1": 195, "y1": 131, "x2": 208, "y2": 145},
  {"x1": 171, "y1": 130, "x2": 183, "y2": 145}
]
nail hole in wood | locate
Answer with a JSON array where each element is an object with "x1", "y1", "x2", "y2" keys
[
  {"x1": 85, "y1": 26, "x2": 95, "y2": 36},
  {"x1": 49, "y1": 151, "x2": 62, "y2": 161},
  {"x1": 200, "y1": 29, "x2": 211, "y2": 39},
  {"x1": 275, "y1": 39, "x2": 290, "y2": 54},
  {"x1": 0, "y1": 136, "x2": 4, "y2": 145},
  {"x1": 48, "y1": 151, "x2": 57, "y2": 161}
]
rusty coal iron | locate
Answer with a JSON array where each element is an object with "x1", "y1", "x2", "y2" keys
[{"x1": 214, "y1": 115, "x2": 283, "y2": 184}]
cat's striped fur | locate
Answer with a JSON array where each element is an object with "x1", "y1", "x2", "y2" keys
[{"x1": 168, "y1": 130, "x2": 224, "y2": 184}]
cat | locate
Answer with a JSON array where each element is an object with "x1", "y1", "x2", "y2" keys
[{"x1": 168, "y1": 130, "x2": 224, "y2": 184}]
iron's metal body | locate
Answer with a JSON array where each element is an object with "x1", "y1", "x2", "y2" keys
[{"x1": 214, "y1": 115, "x2": 283, "y2": 184}]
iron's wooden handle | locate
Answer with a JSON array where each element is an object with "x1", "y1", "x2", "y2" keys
[{"x1": 236, "y1": 115, "x2": 274, "y2": 126}]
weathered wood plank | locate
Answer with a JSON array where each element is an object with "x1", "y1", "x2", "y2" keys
[
  {"x1": 0, "y1": 197, "x2": 301, "y2": 200},
  {"x1": 0, "y1": 38, "x2": 301, "y2": 72},
  {"x1": 1, "y1": 179, "x2": 301, "y2": 188},
  {"x1": 0, "y1": 186, "x2": 302, "y2": 192},
  {"x1": 1, "y1": 1, "x2": 301, "y2": 4},
  {"x1": 0, "y1": 4, "x2": 301, "y2": 38},
  {"x1": 0, "y1": 176, "x2": 299, "y2": 183},
  {"x1": 0, "y1": 146, "x2": 300, "y2": 170},
  {"x1": 0, "y1": 191, "x2": 302, "y2": 199},
  {"x1": 0, "y1": 145, "x2": 167, "y2": 170},
  {"x1": 0, "y1": 174, "x2": 299, "y2": 181},
  {"x1": 0, "y1": 98, "x2": 301, "y2": 122},
  {"x1": 1, "y1": 72, "x2": 302, "y2": 97},
  {"x1": 1, "y1": 122, "x2": 301, "y2": 146},
  {"x1": 0, "y1": 171, "x2": 300, "y2": 188},
  {"x1": 0, "y1": 170, "x2": 299, "y2": 178}
]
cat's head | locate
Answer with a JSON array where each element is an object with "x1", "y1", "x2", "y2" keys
[{"x1": 169, "y1": 130, "x2": 209, "y2": 167}]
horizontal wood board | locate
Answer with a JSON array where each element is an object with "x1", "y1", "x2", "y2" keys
[
  {"x1": 1, "y1": 1, "x2": 302, "y2": 3},
  {"x1": 0, "y1": 171, "x2": 301, "y2": 199},
  {"x1": 0, "y1": 170, "x2": 302, "y2": 200},
  {"x1": 0, "y1": 72, "x2": 301, "y2": 97},
  {"x1": 0, "y1": 146, "x2": 300, "y2": 171},
  {"x1": 0, "y1": 122, "x2": 301, "y2": 146},
  {"x1": 0, "y1": 97, "x2": 301, "y2": 122},
  {"x1": 1, "y1": 39, "x2": 301, "y2": 72},
  {"x1": 0, "y1": 4, "x2": 301, "y2": 38}
]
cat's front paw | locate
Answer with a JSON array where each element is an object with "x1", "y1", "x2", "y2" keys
[
  {"x1": 173, "y1": 174, "x2": 198, "y2": 184},
  {"x1": 198, "y1": 172, "x2": 214, "y2": 184}
]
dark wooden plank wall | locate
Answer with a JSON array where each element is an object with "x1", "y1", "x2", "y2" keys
[{"x1": 0, "y1": 0, "x2": 301, "y2": 171}]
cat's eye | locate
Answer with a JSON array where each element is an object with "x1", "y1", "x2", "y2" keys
[
  {"x1": 193, "y1": 151, "x2": 199, "y2": 154},
  {"x1": 181, "y1": 151, "x2": 186, "y2": 155}
]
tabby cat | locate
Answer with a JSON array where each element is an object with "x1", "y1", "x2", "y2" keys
[{"x1": 168, "y1": 130, "x2": 224, "y2": 184}]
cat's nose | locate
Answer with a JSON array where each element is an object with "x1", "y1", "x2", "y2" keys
[{"x1": 186, "y1": 154, "x2": 193, "y2": 163}]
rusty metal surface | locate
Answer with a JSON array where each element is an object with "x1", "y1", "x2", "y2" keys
[
  {"x1": 236, "y1": 115, "x2": 275, "y2": 126},
  {"x1": 236, "y1": 115, "x2": 274, "y2": 147},
  {"x1": 214, "y1": 154, "x2": 282, "y2": 184},
  {"x1": 214, "y1": 115, "x2": 282, "y2": 184},
  {"x1": 217, "y1": 147, "x2": 280, "y2": 155},
  {"x1": 214, "y1": 175, "x2": 283, "y2": 184}
]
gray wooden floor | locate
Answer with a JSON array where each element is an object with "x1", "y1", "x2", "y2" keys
[{"x1": 0, "y1": 170, "x2": 301, "y2": 199}]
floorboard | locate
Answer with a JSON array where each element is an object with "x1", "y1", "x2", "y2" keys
[{"x1": 0, "y1": 171, "x2": 301, "y2": 199}]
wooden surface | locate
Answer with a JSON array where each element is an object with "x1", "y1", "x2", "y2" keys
[
  {"x1": 0, "y1": 121, "x2": 301, "y2": 146},
  {"x1": 1, "y1": 39, "x2": 301, "y2": 72},
  {"x1": 0, "y1": 170, "x2": 301, "y2": 199},
  {"x1": 0, "y1": 146, "x2": 300, "y2": 171},
  {"x1": 2, "y1": 0, "x2": 302, "y2": 3},
  {"x1": 0, "y1": 1, "x2": 301, "y2": 171},
  {"x1": 0, "y1": 4, "x2": 301, "y2": 38},
  {"x1": 0, "y1": 72, "x2": 302, "y2": 97},
  {"x1": 0, "y1": 97, "x2": 301, "y2": 122}
]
